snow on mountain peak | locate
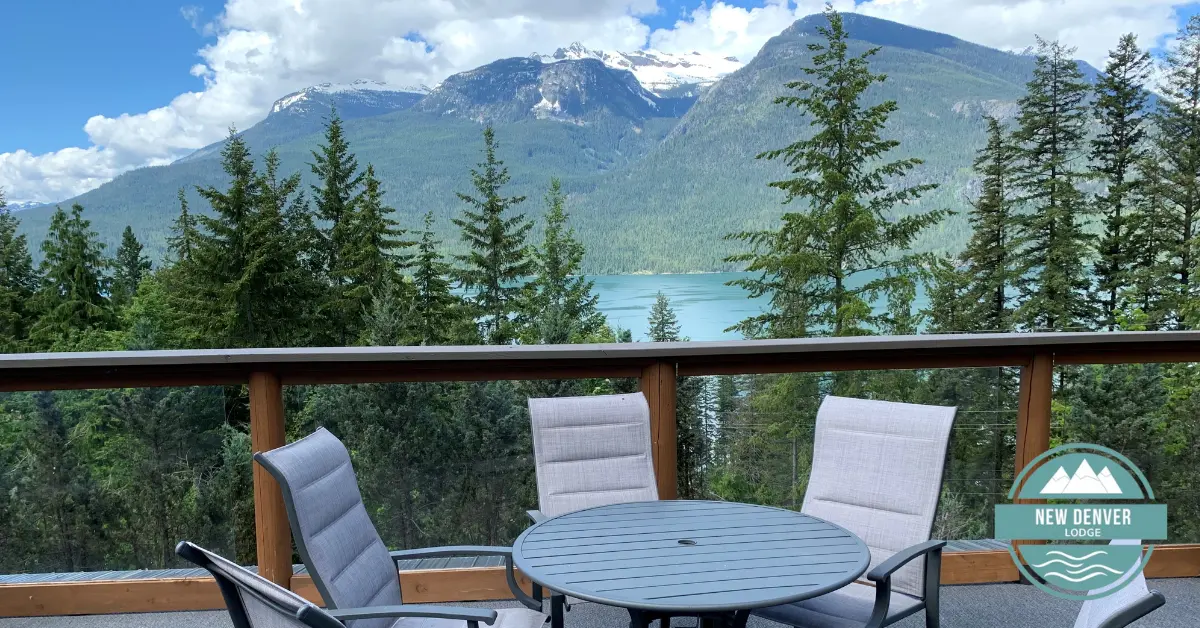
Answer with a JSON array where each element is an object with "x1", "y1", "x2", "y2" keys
[
  {"x1": 271, "y1": 79, "x2": 430, "y2": 113},
  {"x1": 531, "y1": 42, "x2": 742, "y2": 95},
  {"x1": 1039, "y1": 460, "x2": 1123, "y2": 495}
]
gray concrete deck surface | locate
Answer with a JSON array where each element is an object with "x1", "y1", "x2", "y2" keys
[{"x1": 2, "y1": 579, "x2": 1194, "y2": 628}]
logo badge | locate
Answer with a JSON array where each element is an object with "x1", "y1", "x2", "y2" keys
[{"x1": 995, "y1": 444, "x2": 1168, "y2": 600}]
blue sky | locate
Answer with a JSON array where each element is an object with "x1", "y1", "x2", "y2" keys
[{"x1": 3, "y1": 0, "x2": 1198, "y2": 204}]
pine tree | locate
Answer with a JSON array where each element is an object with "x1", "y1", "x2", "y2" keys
[
  {"x1": 1158, "y1": 15, "x2": 1200, "y2": 326},
  {"x1": 453, "y1": 126, "x2": 534, "y2": 344},
  {"x1": 1126, "y1": 151, "x2": 1175, "y2": 326},
  {"x1": 647, "y1": 291, "x2": 681, "y2": 342},
  {"x1": 412, "y1": 212, "x2": 464, "y2": 345},
  {"x1": 111, "y1": 226, "x2": 151, "y2": 308},
  {"x1": 29, "y1": 204, "x2": 114, "y2": 348},
  {"x1": 335, "y1": 164, "x2": 412, "y2": 342},
  {"x1": 0, "y1": 188, "x2": 38, "y2": 350},
  {"x1": 525, "y1": 178, "x2": 603, "y2": 344},
  {"x1": 310, "y1": 109, "x2": 364, "y2": 280},
  {"x1": 1012, "y1": 38, "x2": 1094, "y2": 331},
  {"x1": 960, "y1": 116, "x2": 1019, "y2": 332},
  {"x1": 167, "y1": 188, "x2": 199, "y2": 264},
  {"x1": 725, "y1": 6, "x2": 942, "y2": 339},
  {"x1": 1091, "y1": 34, "x2": 1152, "y2": 329}
]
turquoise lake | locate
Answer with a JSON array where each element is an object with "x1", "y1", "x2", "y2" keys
[{"x1": 589, "y1": 272, "x2": 931, "y2": 341}]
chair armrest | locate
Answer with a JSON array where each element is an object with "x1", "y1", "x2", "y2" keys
[
  {"x1": 867, "y1": 540, "x2": 946, "y2": 582},
  {"x1": 324, "y1": 605, "x2": 498, "y2": 624},
  {"x1": 527, "y1": 510, "x2": 548, "y2": 524},
  {"x1": 389, "y1": 546, "x2": 512, "y2": 562}
]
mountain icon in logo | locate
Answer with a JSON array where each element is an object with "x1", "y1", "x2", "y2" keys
[{"x1": 1039, "y1": 459, "x2": 1123, "y2": 495}]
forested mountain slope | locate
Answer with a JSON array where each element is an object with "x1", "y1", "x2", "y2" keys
[{"x1": 16, "y1": 14, "x2": 1083, "y2": 273}]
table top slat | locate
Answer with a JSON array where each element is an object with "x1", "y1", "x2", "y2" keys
[{"x1": 512, "y1": 500, "x2": 870, "y2": 613}]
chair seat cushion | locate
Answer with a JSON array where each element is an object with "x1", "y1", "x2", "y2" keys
[
  {"x1": 390, "y1": 608, "x2": 548, "y2": 628},
  {"x1": 753, "y1": 583, "x2": 923, "y2": 628}
]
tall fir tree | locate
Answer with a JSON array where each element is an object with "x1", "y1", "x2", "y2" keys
[
  {"x1": 1091, "y1": 34, "x2": 1152, "y2": 329},
  {"x1": 111, "y1": 226, "x2": 151, "y2": 308},
  {"x1": 524, "y1": 178, "x2": 603, "y2": 344},
  {"x1": 648, "y1": 291, "x2": 681, "y2": 342},
  {"x1": 1157, "y1": 15, "x2": 1200, "y2": 326},
  {"x1": 1012, "y1": 38, "x2": 1094, "y2": 331},
  {"x1": 310, "y1": 108, "x2": 364, "y2": 283},
  {"x1": 412, "y1": 212, "x2": 466, "y2": 345},
  {"x1": 725, "y1": 7, "x2": 941, "y2": 339},
  {"x1": 960, "y1": 116, "x2": 1019, "y2": 333},
  {"x1": 167, "y1": 188, "x2": 199, "y2": 264},
  {"x1": 453, "y1": 126, "x2": 534, "y2": 344},
  {"x1": 29, "y1": 204, "x2": 115, "y2": 349},
  {"x1": 1126, "y1": 151, "x2": 1176, "y2": 326},
  {"x1": 0, "y1": 188, "x2": 38, "y2": 350},
  {"x1": 335, "y1": 164, "x2": 413, "y2": 342}
]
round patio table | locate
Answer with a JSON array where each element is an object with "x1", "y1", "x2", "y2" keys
[{"x1": 512, "y1": 500, "x2": 870, "y2": 628}]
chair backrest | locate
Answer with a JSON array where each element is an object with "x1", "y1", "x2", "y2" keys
[
  {"x1": 1074, "y1": 540, "x2": 1166, "y2": 628},
  {"x1": 255, "y1": 428, "x2": 401, "y2": 628},
  {"x1": 801, "y1": 395, "x2": 956, "y2": 599},
  {"x1": 529, "y1": 393, "x2": 658, "y2": 518},
  {"x1": 176, "y1": 541, "x2": 344, "y2": 628}
]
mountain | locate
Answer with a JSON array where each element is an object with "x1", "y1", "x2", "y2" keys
[
  {"x1": 414, "y1": 56, "x2": 693, "y2": 123},
  {"x1": 533, "y1": 43, "x2": 742, "y2": 97},
  {"x1": 1041, "y1": 467, "x2": 1071, "y2": 494},
  {"x1": 14, "y1": 14, "x2": 1099, "y2": 273}
]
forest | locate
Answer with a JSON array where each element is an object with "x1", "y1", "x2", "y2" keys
[{"x1": 1, "y1": 7, "x2": 1198, "y2": 575}]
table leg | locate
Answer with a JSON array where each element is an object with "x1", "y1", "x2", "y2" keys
[
  {"x1": 729, "y1": 610, "x2": 750, "y2": 628},
  {"x1": 551, "y1": 595, "x2": 565, "y2": 628},
  {"x1": 627, "y1": 609, "x2": 650, "y2": 628}
]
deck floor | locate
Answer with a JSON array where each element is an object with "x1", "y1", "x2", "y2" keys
[{"x1": 2, "y1": 579, "x2": 1194, "y2": 628}]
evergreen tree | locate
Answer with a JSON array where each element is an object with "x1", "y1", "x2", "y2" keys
[
  {"x1": 1157, "y1": 15, "x2": 1200, "y2": 325},
  {"x1": 648, "y1": 291, "x2": 681, "y2": 342},
  {"x1": 111, "y1": 226, "x2": 151, "y2": 308},
  {"x1": 1126, "y1": 151, "x2": 1176, "y2": 326},
  {"x1": 413, "y1": 212, "x2": 467, "y2": 345},
  {"x1": 453, "y1": 126, "x2": 534, "y2": 344},
  {"x1": 525, "y1": 179, "x2": 603, "y2": 344},
  {"x1": 725, "y1": 7, "x2": 942, "y2": 339},
  {"x1": 30, "y1": 204, "x2": 114, "y2": 348},
  {"x1": 310, "y1": 108, "x2": 364, "y2": 280},
  {"x1": 1012, "y1": 38, "x2": 1094, "y2": 331},
  {"x1": 960, "y1": 116, "x2": 1019, "y2": 332},
  {"x1": 167, "y1": 188, "x2": 199, "y2": 264},
  {"x1": 0, "y1": 189, "x2": 38, "y2": 350},
  {"x1": 336, "y1": 164, "x2": 412, "y2": 342},
  {"x1": 1091, "y1": 34, "x2": 1152, "y2": 329}
]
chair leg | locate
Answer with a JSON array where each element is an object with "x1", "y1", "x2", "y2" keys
[{"x1": 924, "y1": 548, "x2": 942, "y2": 628}]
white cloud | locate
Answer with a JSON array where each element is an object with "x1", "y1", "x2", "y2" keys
[{"x1": 0, "y1": 0, "x2": 1193, "y2": 204}]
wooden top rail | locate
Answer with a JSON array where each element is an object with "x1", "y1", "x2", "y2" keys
[{"x1": 3, "y1": 331, "x2": 1200, "y2": 392}]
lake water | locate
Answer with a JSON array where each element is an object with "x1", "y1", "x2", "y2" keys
[
  {"x1": 592, "y1": 273, "x2": 765, "y2": 341},
  {"x1": 590, "y1": 271, "x2": 931, "y2": 341}
]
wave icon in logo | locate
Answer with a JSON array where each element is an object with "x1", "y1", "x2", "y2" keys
[
  {"x1": 1020, "y1": 543, "x2": 1145, "y2": 593},
  {"x1": 1029, "y1": 548, "x2": 1127, "y2": 584},
  {"x1": 1039, "y1": 459, "x2": 1122, "y2": 495}
]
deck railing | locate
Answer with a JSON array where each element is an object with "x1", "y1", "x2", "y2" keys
[{"x1": 2, "y1": 331, "x2": 1199, "y2": 616}]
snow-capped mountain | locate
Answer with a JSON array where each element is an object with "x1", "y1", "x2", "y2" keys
[
  {"x1": 533, "y1": 43, "x2": 742, "y2": 96},
  {"x1": 270, "y1": 79, "x2": 429, "y2": 117},
  {"x1": 3, "y1": 200, "x2": 41, "y2": 212},
  {"x1": 1040, "y1": 460, "x2": 1123, "y2": 495}
]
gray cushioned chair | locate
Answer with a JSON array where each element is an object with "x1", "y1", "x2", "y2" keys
[
  {"x1": 753, "y1": 396, "x2": 956, "y2": 628},
  {"x1": 1073, "y1": 540, "x2": 1166, "y2": 628},
  {"x1": 177, "y1": 540, "x2": 502, "y2": 628},
  {"x1": 526, "y1": 392, "x2": 658, "y2": 523},
  {"x1": 254, "y1": 428, "x2": 547, "y2": 628}
]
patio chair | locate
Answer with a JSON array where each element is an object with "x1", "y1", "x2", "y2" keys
[
  {"x1": 1073, "y1": 540, "x2": 1165, "y2": 628},
  {"x1": 526, "y1": 392, "x2": 658, "y2": 524},
  {"x1": 753, "y1": 395, "x2": 956, "y2": 628},
  {"x1": 526, "y1": 392, "x2": 659, "y2": 612},
  {"x1": 254, "y1": 427, "x2": 547, "y2": 628},
  {"x1": 177, "y1": 540, "x2": 502, "y2": 628}
]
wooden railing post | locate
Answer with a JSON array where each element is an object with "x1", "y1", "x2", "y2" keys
[
  {"x1": 249, "y1": 371, "x2": 292, "y2": 588},
  {"x1": 640, "y1": 361, "x2": 678, "y2": 500},
  {"x1": 1015, "y1": 353, "x2": 1053, "y2": 479}
]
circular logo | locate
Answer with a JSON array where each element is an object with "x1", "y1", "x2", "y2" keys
[{"x1": 995, "y1": 443, "x2": 1168, "y2": 601}]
